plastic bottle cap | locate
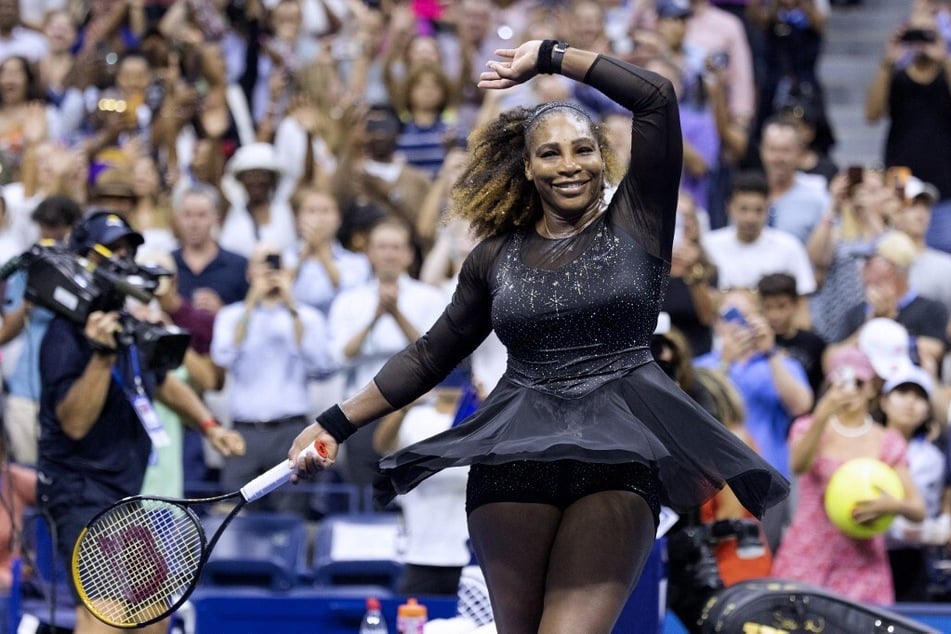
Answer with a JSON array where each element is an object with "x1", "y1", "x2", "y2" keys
[
  {"x1": 397, "y1": 597, "x2": 427, "y2": 617},
  {"x1": 366, "y1": 597, "x2": 381, "y2": 610}
]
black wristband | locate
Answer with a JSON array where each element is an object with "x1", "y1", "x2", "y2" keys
[
  {"x1": 550, "y1": 41, "x2": 568, "y2": 74},
  {"x1": 88, "y1": 339, "x2": 118, "y2": 355},
  {"x1": 317, "y1": 404, "x2": 357, "y2": 444},
  {"x1": 537, "y1": 39, "x2": 557, "y2": 74}
]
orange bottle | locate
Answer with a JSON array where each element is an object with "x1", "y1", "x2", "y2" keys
[{"x1": 396, "y1": 597, "x2": 427, "y2": 633}]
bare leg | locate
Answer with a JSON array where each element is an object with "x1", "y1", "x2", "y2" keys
[
  {"x1": 468, "y1": 502, "x2": 562, "y2": 633},
  {"x1": 540, "y1": 491, "x2": 656, "y2": 634}
]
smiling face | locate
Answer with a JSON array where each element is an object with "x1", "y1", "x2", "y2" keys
[{"x1": 524, "y1": 110, "x2": 604, "y2": 219}]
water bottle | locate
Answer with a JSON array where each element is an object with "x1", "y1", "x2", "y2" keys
[
  {"x1": 396, "y1": 597, "x2": 427, "y2": 633},
  {"x1": 359, "y1": 597, "x2": 388, "y2": 634}
]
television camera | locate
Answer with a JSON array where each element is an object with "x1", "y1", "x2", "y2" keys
[
  {"x1": 0, "y1": 241, "x2": 191, "y2": 373},
  {"x1": 665, "y1": 516, "x2": 768, "y2": 630}
]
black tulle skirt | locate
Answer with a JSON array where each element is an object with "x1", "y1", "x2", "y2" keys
[{"x1": 377, "y1": 361, "x2": 789, "y2": 518}]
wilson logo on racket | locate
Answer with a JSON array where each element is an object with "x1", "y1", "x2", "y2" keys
[{"x1": 96, "y1": 525, "x2": 169, "y2": 604}]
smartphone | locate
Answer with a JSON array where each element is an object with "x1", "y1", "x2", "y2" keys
[
  {"x1": 721, "y1": 306, "x2": 748, "y2": 327},
  {"x1": 900, "y1": 28, "x2": 937, "y2": 44},
  {"x1": 846, "y1": 165, "x2": 864, "y2": 193},
  {"x1": 265, "y1": 253, "x2": 281, "y2": 270},
  {"x1": 833, "y1": 365, "x2": 856, "y2": 390},
  {"x1": 365, "y1": 113, "x2": 401, "y2": 135}
]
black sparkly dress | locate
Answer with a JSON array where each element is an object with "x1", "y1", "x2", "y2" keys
[{"x1": 373, "y1": 56, "x2": 790, "y2": 518}]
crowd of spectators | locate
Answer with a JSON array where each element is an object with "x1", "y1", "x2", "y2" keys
[{"x1": 0, "y1": 0, "x2": 948, "y2": 619}]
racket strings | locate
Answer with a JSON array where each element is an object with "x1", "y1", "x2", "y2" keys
[{"x1": 75, "y1": 499, "x2": 204, "y2": 626}]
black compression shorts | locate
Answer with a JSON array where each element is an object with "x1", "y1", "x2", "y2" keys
[{"x1": 465, "y1": 459, "x2": 661, "y2": 526}]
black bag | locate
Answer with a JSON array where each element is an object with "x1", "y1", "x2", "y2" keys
[{"x1": 698, "y1": 579, "x2": 940, "y2": 633}]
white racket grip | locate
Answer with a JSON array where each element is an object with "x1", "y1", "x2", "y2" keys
[{"x1": 240, "y1": 441, "x2": 323, "y2": 502}]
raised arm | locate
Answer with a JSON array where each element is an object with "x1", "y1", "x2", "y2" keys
[{"x1": 588, "y1": 54, "x2": 682, "y2": 262}]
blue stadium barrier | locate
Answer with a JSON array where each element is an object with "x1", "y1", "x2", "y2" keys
[
  {"x1": 187, "y1": 587, "x2": 457, "y2": 634},
  {"x1": 891, "y1": 602, "x2": 951, "y2": 632}
]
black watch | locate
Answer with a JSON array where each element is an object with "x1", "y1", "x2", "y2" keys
[{"x1": 551, "y1": 42, "x2": 569, "y2": 74}]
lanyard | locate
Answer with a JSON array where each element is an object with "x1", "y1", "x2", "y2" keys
[{"x1": 111, "y1": 344, "x2": 170, "y2": 448}]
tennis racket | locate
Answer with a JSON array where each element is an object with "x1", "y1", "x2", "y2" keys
[{"x1": 71, "y1": 440, "x2": 327, "y2": 628}]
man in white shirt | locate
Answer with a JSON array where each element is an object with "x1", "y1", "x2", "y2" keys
[
  {"x1": 211, "y1": 244, "x2": 334, "y2": 512},
  {"x1": 704, "y1": 169, "x2": 817, "y2": 294},
  {"x1": 328, "y1": 218, "x2": 447, "y2": 488}
]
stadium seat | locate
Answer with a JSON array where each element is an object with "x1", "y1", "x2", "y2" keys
[
  {"x1": 200, "y1": 512, "x2": 310, "y2": 591},
  {"x1": 312, "y1": 513, "x2": 404, "y2": 590}
]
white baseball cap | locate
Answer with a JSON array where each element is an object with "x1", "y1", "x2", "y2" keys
[
  {"x1": 882, "y1": 364, "x2": 934, "y2": 397},
  {"x1": 904, "y1": 177, "x2": 939, "y2": 205},
  {"x1": 857, "y1": 318, "x2": 914, "y2": 380}
]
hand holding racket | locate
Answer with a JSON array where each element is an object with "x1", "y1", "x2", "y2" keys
[
  {"x1": 288, "y1": 424, "x2": 341, "y2": 482},
  {"x1": 72, "y1": 441, "x2": 329, "y2": 628}
]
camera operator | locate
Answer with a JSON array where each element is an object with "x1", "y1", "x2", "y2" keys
[{"x1": 36, "y1": 210, "x2": 244, "y2": 634}]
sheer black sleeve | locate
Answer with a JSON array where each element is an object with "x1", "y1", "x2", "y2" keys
[
  {"x1": 372, "y1": 237, "x2": 505, "y2": 409},
  {"x1": 588, "y1": 56, "x2": 682, "y2": 262}
]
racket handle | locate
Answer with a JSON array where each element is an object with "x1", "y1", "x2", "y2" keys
[{"x1": 239, "y1": 441, "x2": 327, "y2": 502}]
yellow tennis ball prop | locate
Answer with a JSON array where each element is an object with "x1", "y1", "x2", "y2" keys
[{"x1": 824, "y1": 457, "x2": 904, "y2": 539}]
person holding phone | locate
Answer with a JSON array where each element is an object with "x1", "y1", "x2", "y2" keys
[
  {"x1": 866, "y1": 14, "x2": 951, "y2": 251},
  {"x1": 772, "y1": 346, "x2": 925, "y2": 605},
  {"x1": 210, "y1": 244, "x2": 335, "y2": 513},
  {"x1": 695, "y1": 288, "x2": 814, "y2": 552}
]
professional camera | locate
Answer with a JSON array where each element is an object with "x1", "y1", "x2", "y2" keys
[
  {"x1": 667, "y1": 516, "x2": 767, "y2": 632},
  {"x1": 0, "y1": 241, "x2": 190, "y2": 373},
  {"x1": 669, "y1": 517, "x2": 766, "y2": 586}
]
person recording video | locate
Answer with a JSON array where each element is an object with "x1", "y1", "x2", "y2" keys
[{"x1": 35, "y1": 209, "x2": 245, "y2": 634}]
